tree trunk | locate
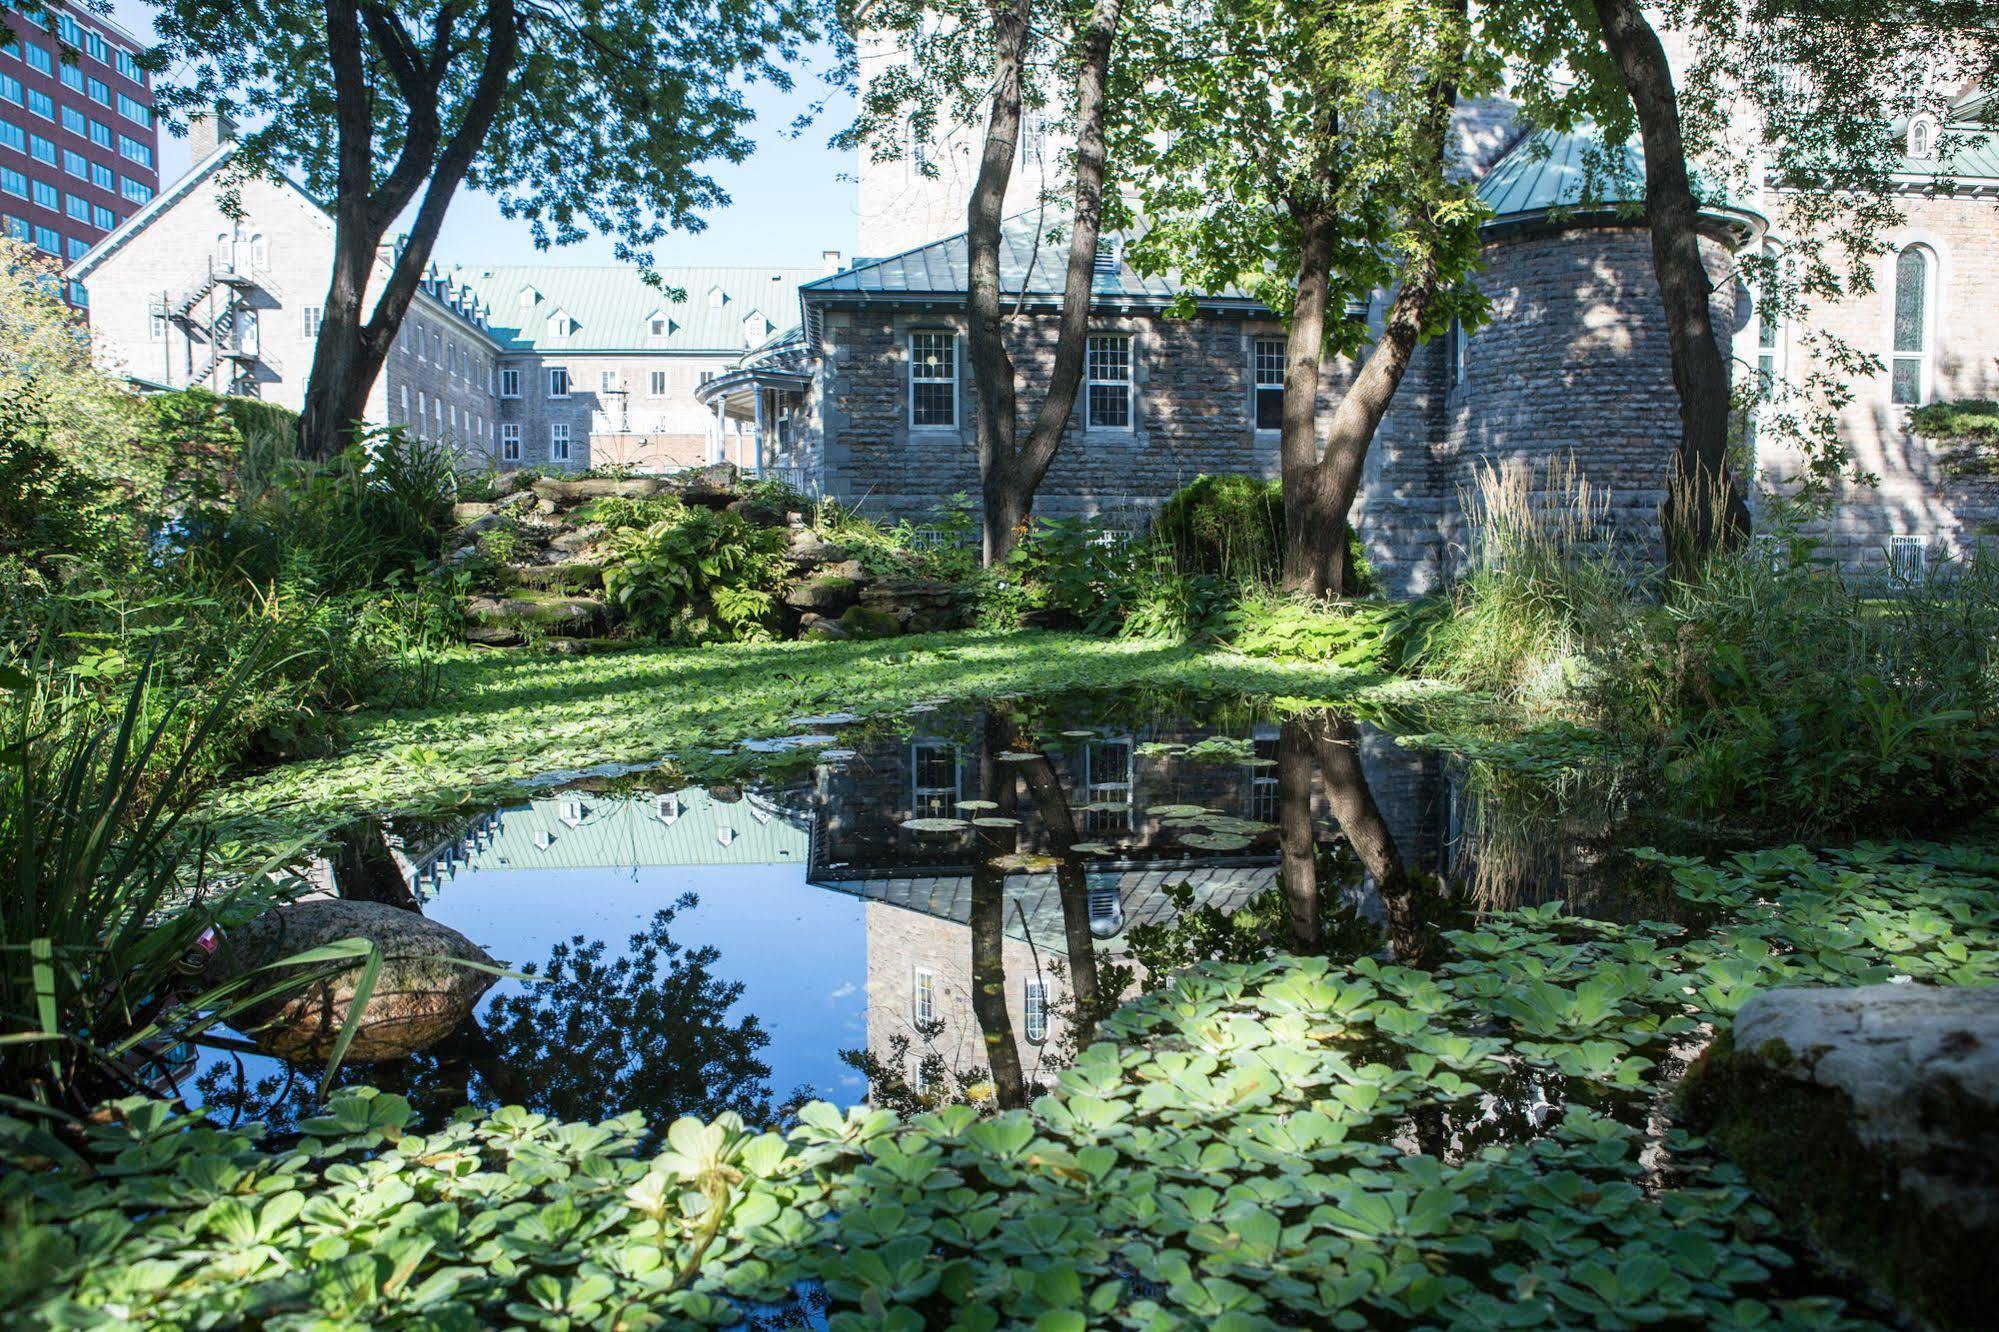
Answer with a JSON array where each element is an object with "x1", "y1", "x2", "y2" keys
[
  {"x1": 969, "y1": 0, "x2": 1125, "y2": 563},
  {"x1": 1276, "y1": 719, "x2": 1320, "y2": 949},
  {"x1": 1307, "y1": 713, "x2": 1431, "y2": 965},
  {"x1": 1590, "y1": 0, "x2": 1750, "y2": 572},
  {"x1": 1280, "y1": 206, "x2": 1340, "y2": 595},
  {"x1": 1011, "y1": 747, "x2": 1103, "y2": 1044},
  {"x1": 971, "y1": 711, "x2": 1028, "y2": 1108},
  {"x1": 1293, "y1": 0, "x2": 1466, "y2": 598},
  {"x1": 297, "y1": 0, "x2": 518, "y2": 461}
]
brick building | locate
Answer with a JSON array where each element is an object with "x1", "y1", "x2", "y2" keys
[
  {"x1": 68, "y1": 117, "x2": 828, "y2": 469},
  {"x1": 0, "y1": 0, "x2": 158, "y2": 305}
]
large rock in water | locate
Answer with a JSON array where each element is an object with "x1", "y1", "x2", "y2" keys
[
  {"x1": 1682, "y1": 983, "x2": 1999, "y2": 1330},
  {"x1": 204, "y1": 900, "x2": 498, "y2": 1063}
]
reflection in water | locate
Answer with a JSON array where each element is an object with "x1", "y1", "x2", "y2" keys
[{"x1": 199, "y1": 692, "x2": 1555, "y2": 1127}]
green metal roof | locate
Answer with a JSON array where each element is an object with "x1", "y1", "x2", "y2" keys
[
  {"x1": 447, "y1": 264, "x2": 822, "y2": 354},
  {"x1": 1477, "y1": 127, "x2": 1763, "y2": 239},
  {"x1": 450, "y1": 789, "x2": 809, "y2": 874},
  {"x1": 802, "y1": 214, "x2": 1259, "y2": 310}
]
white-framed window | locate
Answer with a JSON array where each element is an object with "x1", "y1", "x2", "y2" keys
[
  {"x1": 1890, "y1": 244, "x2": 1935, "y2": 406},
  {"x1": 1252, "y1": 337, "x2": 1285, "y2": 432},
  {"x1": 1908, "y1": 115, "x2": 1938, "y2": 160},
  {"x1": 1446, "y1": 317, "x2": 1468, "y2": 388},
  {"x1": 499, "y1": 366, "x2": 520, "y2": 398},
  {"x1": 148, "y1": 311, "x2": 166, "y2": 341},
  {"x1": 655, "y1": 794, "x2": 681, "y2": 824},
  {"x1": 448, "y1": 404, "x2": 457, "y2": 430},
  {"x1": 912, "y1": 968, "x2": 937, "y2": 1024},
  {"x1": 301, "y1": 306, "x2": 322, "y2": 338},
  {"x1": 249, "y1": 233, "x2": 267, "y2": 268},
  {"x1": 1754, "y1": 244, "x2": 1787, "y2": 401},
  {"x1": 1889, "y1": 534, "x2": 1929, "y2": 581},
  {"x1": 550, "y1": 422, "x2": 571, "y2": 462},
  {"x1": 909, "y1": 331, "x2": 956, "y2": 428},
  {"x1": 1018, "y1": 107, "x2": 1046, "y2": 166},
  {"x1": 911, "y1": 740, "x2": 960, "y2": 818},
  {"x1": 649, "y1": 315, "x2": 668, "y2": 337},
  {"x1": 547, "y1": 366, "x2": 570, "y2": 399},
  {"x1": 649, "y1": 370, "x2": 667, "y2": 397},
  {"x1": 1024, "y1": 978, "x2": 1048, "y2": 1044},
  {"x1": 1248, "y1": 730, "x2": 1280, "y2": 823},
  {"x1": 1083, "y1": 736, "x2": 1135, "y2": 833},
  {"x1": 500, "y1": 422, "x2": 521, "y2": 461},
  {"x1": 600, "y1": 369, "x2": 620, "y2": 393},
  {"x1": 1085, "y1": 334, "x2": 1133, "y2": 430},
  {"x1": 416, "y1": 390, "x2": 427, "y2": 421}
]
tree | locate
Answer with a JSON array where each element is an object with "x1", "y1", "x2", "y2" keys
[
  {"x1": 1112, "y1": 0, "x2": 1490, "y2": 597},
  {"x1": 1484, "y1": 0, "x2": 1976, "y2": 568},
  {"x1": 843, "y1": 0, "x2": 1125, "y2": 561},
  {"x1": 148, "y1": 0, "x2": 821, "y2": 460}
]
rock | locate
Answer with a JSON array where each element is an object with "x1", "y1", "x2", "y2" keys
[
  {"x1": 728, "y1": 497, "x2": 788, "y2": 528},
  {"x1": 510, "y1": 560, "x2": 603, "y2": 594},
  {"x1": 463, "y1": 622, "x2": 524, "y2": 647},
  {"x1": 859, "y1": 577, "x2": 965, "y2": 633},
  {"x1": 800, "y1": 615, "x2": 852, "y2": 641},
  {"x1": 531, "y1": 476, "x2": 671, "y2": 508},
  {"x1": 548, "y1": 525, "x2": 607, "y2": 555},
  {"x1": 785, "y1": 533, "x2": 847, "y2": 568},
  {"x1": 446, "y1": 544, "x2": 479, "y2": 566},
  {"x1": 488, "y1": 472, "x2": 523, "y2": 498},
  {"x1": 673, "y1": 461, "x2": 740, "y2": 506},
  {"x1": 1682, "y1": 983, "x2": 1999, "y2": 1330},
  {"x1": 466, "y1": 593, "x2": 608, "y2": 634},
  {"x1": 839, "y1": 604, "x2": 902, "y2": 640},
  {"x1": 541, "y1": 636, "x2": 624, "y2": 656},
  {"x1": 822, "y1": 559, "x2": 867, "y2": 582},
  {"x1": 203, "y1": 900, "x2": 498, "y2": 1063},
  {"x1": 784, "y1": 574, "x2": 861, "y2": 613},
  {"x1": 451, "y1": 501, "x2": 495, "y2": 525}
]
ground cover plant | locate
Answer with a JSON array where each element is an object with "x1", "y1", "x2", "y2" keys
[
  {"x1": 7, "y1": 839, "x2": 1992, "y2": 1328},
  {"x1": 201, "y1": 630, "x2": 1466, "y2": 854}
]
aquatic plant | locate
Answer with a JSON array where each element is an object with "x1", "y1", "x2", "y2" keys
[{"x1": 7, "y1": 839, "x2": 1991, "y2": 1326}]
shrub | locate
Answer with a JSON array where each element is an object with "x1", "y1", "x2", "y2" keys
[
  {"x1": 1155, "y1": 473, "x2": 1374, "y2": 592},
  {"x1": 1222, "y1": 585, "x2": 1446, "y2": 670},
  {"x1": 600, "y1": 500, "x2": 789, "y2": 643},
  {"x1": 813, "y1": 494, "x2": 981, "y2": 582}
]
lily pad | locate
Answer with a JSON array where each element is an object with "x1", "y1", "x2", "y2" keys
[
  {"x1": 1180, "y1": 832, "x2": 1255, "y2": 852},
  {"x1": 956, "y1": 799, "x2": 1000, "y2": 811},
  {"x1": 971, "y1": 816, "x2": 1022, "y2": 828},
  {"x1": 901, "y1": 817, "x2": 971, "y2": 833},
  {"x1": 1148, "y1": 804, "x2": 1214, "y2": 817},
  {"x1": 1069, "y1": 842, "x2": 1119, "y2": 855},
  {"x1": 995, "y1": 751, "x2": 1043, "y2": 763},
  {"x1": 1060, "y1": 729, "x2": 1097, "y2": 738}
]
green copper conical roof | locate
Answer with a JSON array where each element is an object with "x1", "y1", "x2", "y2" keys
[{"x1": 1477, "y1": 127, "x2": 1763, "y2": 243}]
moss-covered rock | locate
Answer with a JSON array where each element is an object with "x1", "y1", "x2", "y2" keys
[
  {"x1": 1681, "y1": 984, "x2": 1999, "y2": 1330},
  {"x1": 466, "y1": 592, "x2": 608, "y2": 634},
  {"x1": 838, "y1": 604, "x2": 901, "y2": 640},
  {"x1": 785, "y1": 575, "x2": 859, "y2": 613}
]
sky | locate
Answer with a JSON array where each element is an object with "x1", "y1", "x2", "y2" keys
[{"x1": 106, "y1": 0, "x2": 862, "y2": 269}]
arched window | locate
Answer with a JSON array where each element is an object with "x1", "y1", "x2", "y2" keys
[
  {"x1": 1891, "y1": 244, "x2": 1934, "y2": 406},
  {"x1": 214, "y1": 230, "x2": 232, "y2": 265},
  {"x1": 1908, "y1": 116, "x2": 1937, "y2": 160},
  {"x1": 249, "y1": 233, "x2": 268, "y2": 268}
]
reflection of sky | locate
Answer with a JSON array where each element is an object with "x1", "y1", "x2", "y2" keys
[{"x1": 428, "y1": 863, "x2": 869, "y2": 1105}]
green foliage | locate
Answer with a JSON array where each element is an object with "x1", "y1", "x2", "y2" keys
[
  {"x1": 1154, "y1": 474, "x2": 1286, "y2": 583},
  {"x1": 0, "y1": 395, "x2": 132, "y2": 567},
  {"x1": 1910, "y1": 400, "x2": 1999, "y2": 475},
  {"x1": 813, "y1": 495, "x2": 982, "y2": 582},
  {"x1": 0, "y1": 660, "x2": 387, "y2": 1116},
  {"x1": 11, "y1": 839, "x2": 1992, "y2": 1326},
  {"x1": 976, "y1": 517, "x2": 1137, "y2": 633},
  {"x1": 599, "y1": 499, "x2": 789, "y2": 643},
  {"x1": 1222, "y1": 586, "x2": 1445, "y2": 671}
]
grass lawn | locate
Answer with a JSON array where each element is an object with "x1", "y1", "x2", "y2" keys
[{"x1": 210, "y1": 630, "x2": 1472, "y2": 848}]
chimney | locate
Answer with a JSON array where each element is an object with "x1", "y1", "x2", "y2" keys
[
  {"x1": 189, "y1": 105, "x2": 237, "y2": 166},
  {"x1": 820, "y1": 249, "x2": 844, "y2": 275}
]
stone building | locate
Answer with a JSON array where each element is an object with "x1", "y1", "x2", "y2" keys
[
  {"x1": 720, "y1": 92, "x2": 1999, "y2": 589},
  {"x1": 67, "y1": 121, "x2": 828, "y2": 471}
]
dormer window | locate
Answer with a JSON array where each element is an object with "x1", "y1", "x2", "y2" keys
[
  {"x1": 743, "y1": 311, "x2": 772, "y2": 346},
  {"x1": 655, "y1": 794, "x2": 681, "y2": 824},
  {"x1": 1908, "y1": 115, "x2": 1938, "y2": 160},
  {"x1": 708, "y1": 286, "x2": 727, "y2": 309},
  {"x1": 546, "y1": 308, "x2": 573, "y2": 340},
  {"x1": 647, "y1": 312, "x2": 671, "y2": 338},
  {"x1": 519, "y1": 284, "x2": 541, "y2": 307},
  {"x1": 716, "y1": 825, "x2": 736, "y2": 847},
  {"x1": 1093, "y1": 237, "x2": 1120, "y2": 277},
  {"x1": 557, "y1": 798, "x2": 584, "y2": 828},
  {"x1": 532, "y1": 829, "x2": 553, "y2": 850}
]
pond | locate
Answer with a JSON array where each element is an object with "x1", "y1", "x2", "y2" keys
[{"x1": 189, "y1": 689, "x2": 1658, "y2": 1132}]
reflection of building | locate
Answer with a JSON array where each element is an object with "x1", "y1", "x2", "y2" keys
[{"x1": 389, "y1": 788, "x2": 810, "y2": 899}]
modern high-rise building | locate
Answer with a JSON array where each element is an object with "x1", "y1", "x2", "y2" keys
[{"x1": 0, "y1": 0, "x2": 159, "y2": 306}]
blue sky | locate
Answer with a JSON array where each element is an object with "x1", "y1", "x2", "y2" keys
[{"x1": 108, "y1": 1, "x2": 861, "y2": 268}]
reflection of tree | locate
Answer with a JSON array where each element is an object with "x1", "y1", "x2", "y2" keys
[
  {"x1": 480, "y1": 893, "x2": 775, "y2": 1125},
  {"x1": 971, "y1": 713, "x2": 1029, "y2": 1110},
  {"x1": 1007, "y1": 738, "x2": 1105, "y2": 1048},
  {"x1": 196, "y1": 892, "x2": 778, "y2": 1131},
  {"x1": 1277, "y1": 719, "x2": 1322, "y2": 947},
  {"x1": 1302, "y1": 712, "x2": 1434, "y2": 966},
  {"x1": 329, "y1": 821, "x2": 419, "y2": 910}
]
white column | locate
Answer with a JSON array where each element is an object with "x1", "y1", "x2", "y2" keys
[{"x1": 751, "y1": 386, "x2": 767, "y2": 477}]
